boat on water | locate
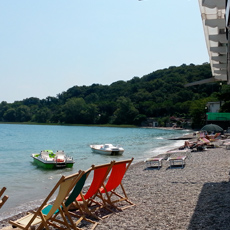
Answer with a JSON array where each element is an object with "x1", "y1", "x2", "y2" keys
[
  {"x1": 31, "y1": 150, "x2": 75, "y2": 169},
  {"x1": 90, "y1": 144, "x2": 124, "y2": 155}
]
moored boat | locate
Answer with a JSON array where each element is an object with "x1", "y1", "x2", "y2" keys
[
  {"x1": 90, "y1": 144, "x2": 124, "y2": 155},
  {"x1": 31, "y1": 150, "x2": 75, "y2": 169}
]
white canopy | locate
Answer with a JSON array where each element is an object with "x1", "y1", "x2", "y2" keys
[{"x1": 198, "y1": 0, "x2": 230, "y2": 84}]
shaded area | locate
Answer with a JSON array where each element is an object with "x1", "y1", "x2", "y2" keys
[{"x1": 188, "y1": 181, "x2": 230, "y2": 230}]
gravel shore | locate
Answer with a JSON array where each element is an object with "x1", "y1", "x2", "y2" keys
[{"x1": 1, "y1": 139, "x2": 230, "y2": 230}]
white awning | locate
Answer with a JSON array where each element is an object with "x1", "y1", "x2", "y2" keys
[{"x1": 198, "y1": 0, "x2": 228, "y2": 83}]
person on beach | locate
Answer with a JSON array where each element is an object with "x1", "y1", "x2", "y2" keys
[
  {"x1": 182, "y1": 140, "x2": 200, "y2": 149},
  {"x1": 180, "y1": 137, "x2": 208, "y2": 150},
  {"x1": 183, "y1": 140, "x2": 197, "y2": 149}
]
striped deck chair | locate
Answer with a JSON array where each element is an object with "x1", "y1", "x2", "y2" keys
[
  {"x1": 9, "y1": 171, "x2": 84, "y2": 230},
  {"x1": 197, "y1": 137, "x2": 215, "y2": 149},
  {"x1": 199, "y1": 137, "x2": 212, "y2": 145},
  {"x1": 71, "y1": 161, "x2": 115, "y2": 219},
  {"x1": 0, "y1": 187, "x2": 8, "y2": 209},
  {"x1": 47, "y1": 170, "x2": 98, "y2": 230},
  {"x1": 97, "y1": 158, "x2": 135, "y2": 211}
]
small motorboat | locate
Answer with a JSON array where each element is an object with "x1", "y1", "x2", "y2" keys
[
  {"x1": 31, "y1": 150, "x2": 75, "y2": 169},
  {"x1": 90, "y1": 144, "x2": 124, "y2": 155}
]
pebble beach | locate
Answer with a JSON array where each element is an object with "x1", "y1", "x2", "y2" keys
[{"x1": 1, "y1": 138, "x2": 230, "y2": 230}]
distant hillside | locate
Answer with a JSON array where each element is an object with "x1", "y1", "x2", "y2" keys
[{"x1": 0, "y1": 63, "x2": 222, "y2": 127}]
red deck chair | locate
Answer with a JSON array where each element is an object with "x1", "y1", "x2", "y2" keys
[
  {"x1": 72, "y1": 161, "x2": 115, "y2": 219},
  {"x1": 208, "y1": 132, "x2": 221, "y2": 141},
  {"x1": 98, "y1": 158, "x2": 135, "y2": 210}
]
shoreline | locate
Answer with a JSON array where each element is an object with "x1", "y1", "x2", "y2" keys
[
  {"x1": 0, "y1": 122, "x2": 138, "y2": 128},
  {"x1": 0, "y1": 131, "x2": 196, "y2": 228},
  {"x1": 2, "y1": 139, "x2": 230, "y2": 229},
  {"x1": 0, "y1": 122, "x2": 194, "y2": 131},
  {"x1": 0, "y1": 131, "x2": 200, "y2": 230},
  {"x1": 1, "y1": 125, "x2": 188, "y2": 221}
]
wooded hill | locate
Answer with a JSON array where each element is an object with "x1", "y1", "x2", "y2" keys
[{"x1": 0, "y1": 63, "x2": 228, "y2": 127}]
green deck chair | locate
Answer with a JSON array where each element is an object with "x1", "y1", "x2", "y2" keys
[{"x1": 48, "y1": 169, "x2": 98, "y2": 230}]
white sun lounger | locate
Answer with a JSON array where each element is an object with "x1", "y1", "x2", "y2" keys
[
  {"x1": 168, "y1": 156, "x2": 186, "y2": 168},
  {"x1": 224, "y1": 142, "x2": 230, "y2": 150},
  {"x1": 145, "y1": 157, "x2": 164, "y2": 169}
]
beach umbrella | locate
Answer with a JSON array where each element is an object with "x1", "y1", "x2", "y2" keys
[{"x1": 201, "y1": 124, "x2": 223, "y2": 133}]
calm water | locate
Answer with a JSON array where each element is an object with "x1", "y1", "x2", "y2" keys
[{"x1": 0, "y1": 124, "x2": 192, "y2": 220}]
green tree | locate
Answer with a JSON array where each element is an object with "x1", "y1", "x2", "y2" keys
[
  {"x1": 0, "y1": 101, "x2": 9, "y2": 121},
  {"x1": 189, "y1": 98, "x2": 210, "y2": 128},
  {"x1": 82, "y1": 103, "x2": 99, "y2": 124},
  {"x1": 3, "y1": 108, "x2": 16, "y2": 122},
  {"x1": 63, "y1": 97, "x2": 88, "y2": 124},
  {"x1": 16, "y1": 105, "x2": 31, "y2": 122},
  {"x1": 218, "y1": 84, "x2": 230, "y2": 112},
  {"x1": 113, "y1": 97, "x2": 139, "y2": 125},
  {"x1": 0, "y1": 63, "x2": 221, "y2": 126},
  {"x1": 33, "y1": 107, "x2": 52, "y2": 123},
  {"x1": 85, "y1": 93, "x2": 99, "y2": 103},
  {"x1": 23, "y1": 97, "x2": 40, "y2": 106}
]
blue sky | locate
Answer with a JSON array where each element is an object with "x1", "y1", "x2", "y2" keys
[{"x1": 0, "y1": 0, "x2": 209, "y2": 103}]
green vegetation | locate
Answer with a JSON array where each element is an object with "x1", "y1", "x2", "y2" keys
[{"x1": 0, "y1": 63, "x2": 228, "y2": 128}]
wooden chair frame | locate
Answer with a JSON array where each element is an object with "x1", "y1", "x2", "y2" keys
[
  {"x1": 0, "y1": 187, "x2": 8, "y2": 209},
  {"x1": 9, "y1": 171, "x2": 85, "y2": 230},
  {"x1": 70, "y1": 161, "x2": 115, "y2": 220},
  {"x1": 50, "y1": 170, "x2": 98, "y2": 230},
  {"x1": 97, "y1": 158, "x2": 135, "y2": 211}
]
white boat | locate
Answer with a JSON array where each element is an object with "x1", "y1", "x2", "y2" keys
[{"x1": 90, "y1": 144, "x2": 124, "y2": 155}]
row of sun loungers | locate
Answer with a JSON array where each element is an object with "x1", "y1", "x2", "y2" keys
[
  {"x1": 145, "y1": 155, "x2": 187, "y2": 169},
  {"x1": 8, "y1": 158, "x2": 135, "y2": 230},
  {"x1": 145, "y1": 135, "x2": 230, "y2": 170}
]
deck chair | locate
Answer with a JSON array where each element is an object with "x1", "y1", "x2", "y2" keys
[
  {"x1": 49, "y1": 169, "x2": 98, "y2": 230},
  {"x1": 9, "y1": 171, "x2": 84, "y2": 230},
  {"x1": 208, "y1": 132, "x2": 221, "y2": 142},
  {"x1": 0, "y1": 187, "x2": 8, "y2": 209},
  {"x1": 198, "y1": 137, "x2": 214, "y2": 148},
  {"x1": 214, "y1": 132, "x2": 221, "y2": 138},
  {"x1": 97, "y1": 158, "x2": 135, "y2": 211},
  {"x1": 71, "y1": 161, "x2": 115, "y2": 219}
]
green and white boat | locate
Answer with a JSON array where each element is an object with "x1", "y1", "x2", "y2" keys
[{"x1": 31, "y1": 150, "x2": 75, "y2": 169}]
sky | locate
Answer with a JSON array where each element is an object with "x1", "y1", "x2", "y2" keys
[{"x1": 0, "y1": 0, "x2": 209, "y2": 103}]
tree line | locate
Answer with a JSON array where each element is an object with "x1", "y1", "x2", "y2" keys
[{"x1": 1, "y1": 63, "x2": 229, "y2": 128}]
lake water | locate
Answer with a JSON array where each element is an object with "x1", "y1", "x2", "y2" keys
[{"x1": 0, "y1": 124, "x2": 192, "y2": 220}]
